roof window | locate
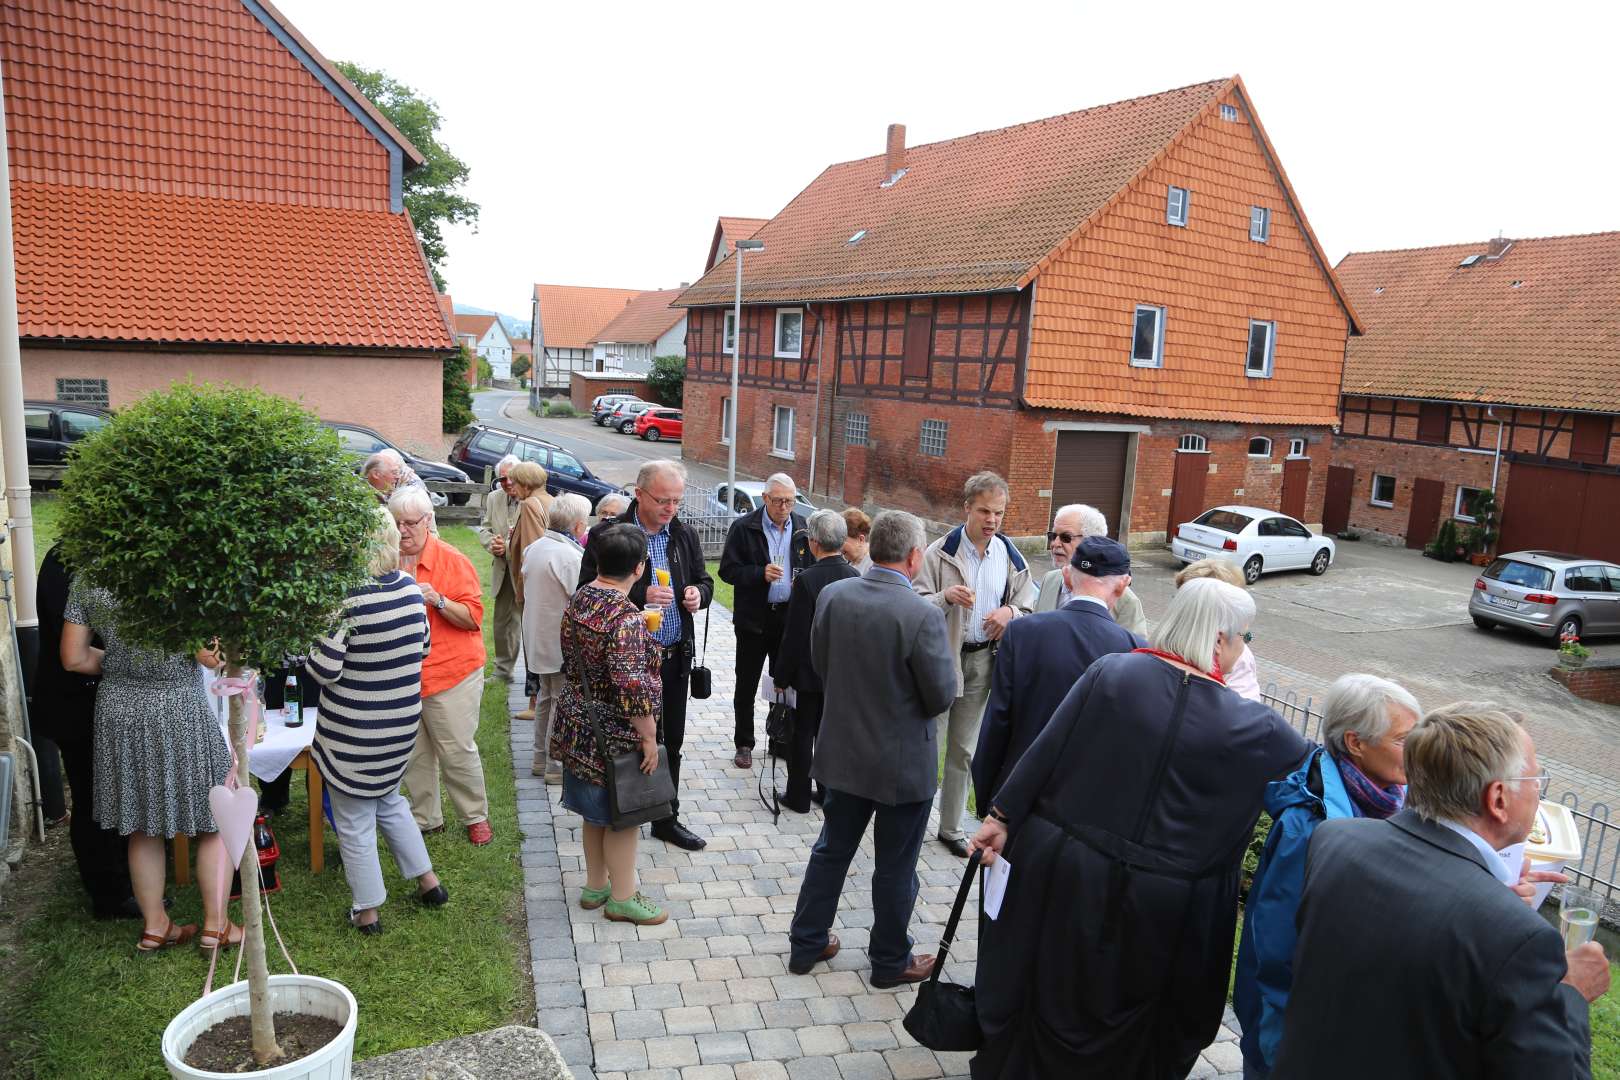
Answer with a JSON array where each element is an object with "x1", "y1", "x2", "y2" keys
[
  {"x1": 1459, "y1": 254, "x2": 1485, "y2": 268},
  {"x1": 1373, "y1": 286, "x2": 1385, "y2": 295},
  {"x1": 847, "y1": 229, "x2": 867, "y2": 246}
]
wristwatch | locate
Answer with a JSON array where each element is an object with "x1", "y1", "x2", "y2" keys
[{"x1": 435, "y1": 595, "x2": 447, "y2": 611}]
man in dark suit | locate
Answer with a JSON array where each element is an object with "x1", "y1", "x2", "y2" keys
[
  {"x1": 718, "y1": 472, "x2": 811, "y2": 769},
  {"x1": 788, "y1": 510, "x2": 958, "y2": 988},
  {"x1": 1272, "y1": 702, "x2": 1609, "y2": 1079},
  {"x1": 580, "y1": 459, "x2": 714, "y2": 851},
  {"x1": 770, "y1": 509, "x2": 858, "y2": 813},
  {"x1": 972, "y1": 535, "x2": 1142, "y2": 811}
]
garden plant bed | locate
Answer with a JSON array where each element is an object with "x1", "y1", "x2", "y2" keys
[{"x1": 184, "y1": 1012, "x2": 342, "y2": 1073}]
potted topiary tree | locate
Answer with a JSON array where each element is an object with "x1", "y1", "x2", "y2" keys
[{"x1": 57, "y1": 383, "x2": 379, "y2": 1078}]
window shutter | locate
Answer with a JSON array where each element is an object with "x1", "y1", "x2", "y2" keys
[{"x1": 902, "y1": 312, "x2": 933, "y2": 379}]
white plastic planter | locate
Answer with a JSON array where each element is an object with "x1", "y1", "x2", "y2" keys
[{"x1": 162, "y1": 974, "x2": 357, "y2": 1080}]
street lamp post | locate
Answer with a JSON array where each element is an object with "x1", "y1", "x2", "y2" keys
[{"x1": 728, "y1": 239, "x2": 764, "y2": 514}]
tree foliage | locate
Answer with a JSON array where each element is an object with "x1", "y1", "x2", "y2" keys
[
  {"x1": 444, "y1": 345, "x2": 476, "y2": 431},
  {"x1": 647, "y1": 354, "x2": 686, "y2": 407},
  {"x1": 336, "y1": 61, "x2": 478, "y2": 290},
  {"x1": 511, "y1": 354, "x2": 532, "y2": 381},
  {"x1": 56, "y1": 383, "x2": 378, "y2": 671}
]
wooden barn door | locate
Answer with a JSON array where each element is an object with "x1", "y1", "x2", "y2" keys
[
  {"x1": 1405, "y1": 477, "x2": 1444, "y2": 550},
  {"x1": 1281, "y1": 458, "x2": 1310, "y2": 520},
  {"x1": 1167, "y1": 451, "x2": 1209, "y2": 536},
  {"x1": 1322, "y1": 466, "x2": 1354, "y2": 535}
]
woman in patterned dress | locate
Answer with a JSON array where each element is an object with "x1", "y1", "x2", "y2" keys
[
  {"x1": 551, "y1": 523, "x2": 666, "y2": 926},
  {"x1": 61, "y1": 583, "x2": 237, "y2": 953}
]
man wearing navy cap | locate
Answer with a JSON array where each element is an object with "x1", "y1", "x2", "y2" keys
[{"x1": 972, "y1": 535, "x2": 1143, "y2": 810}]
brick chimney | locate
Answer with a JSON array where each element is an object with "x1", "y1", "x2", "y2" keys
[
  {"x1": 1486, "y1": 235, "x2": 1514, "y2": 260},
  {"x1": 884, "y1": 123, "x2": 906, "y2": 179}
]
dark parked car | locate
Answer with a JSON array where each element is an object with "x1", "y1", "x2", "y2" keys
[
  {"x1": 321, "y1": 420, "x2": 471, "y2": 505},
  {"x1": 24, "y1": 400, "x2": 113, "y2": 470},
  {"x1": 449, "y1": 423, "x2": 619, "y2": 509},
  {"x1": 593, "y1": 396, "x2": 645, "y2": 425}
]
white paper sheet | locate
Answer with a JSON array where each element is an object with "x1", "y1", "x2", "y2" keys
[
  {"x1": 983, "y1": 856, "x2": 1012, "y2": 920},
  {"x1": 759, "y1": 682, "x2": 797, "y2": 709}
]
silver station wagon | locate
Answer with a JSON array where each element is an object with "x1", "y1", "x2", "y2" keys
[{"x1": 1470, "y1": 550, "x2": 1620, "y2": 645}]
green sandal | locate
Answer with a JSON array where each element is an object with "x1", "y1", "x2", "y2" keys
[
  {"x1": 579, "y1": 884, "x2": 611, "y2": 910},
  {"x1": 603, "y1": 892, "x2": 667, "y2": 926}
]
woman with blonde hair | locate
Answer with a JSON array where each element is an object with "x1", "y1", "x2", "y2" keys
[
  {"x1": 506, "y1": 460, "x2": 555, "y2": 604},
  {"x1": 968, "y1": 577, "x2": 1310, "y2": 1078},
  {"x1": 1176, "y1": 557, "x2": 1262, "y2": 700}
]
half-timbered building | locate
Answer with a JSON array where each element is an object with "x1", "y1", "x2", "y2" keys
[
  {"x1": 1331, "y1": 232, "x2": 1620, "y2": 560},
  {"x1": 674, "y1": 77, "x2": 1359, "y2": 542}
]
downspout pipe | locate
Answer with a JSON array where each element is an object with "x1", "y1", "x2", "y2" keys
[
  {"x1": 808, "y1": 303, "x2": 825, "y2": 499},
  {"x1": 1487, "y1": 405, "x2": 1504, "y2": 493}
]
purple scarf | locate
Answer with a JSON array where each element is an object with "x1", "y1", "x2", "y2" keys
[{"x1": 1335, "y1": 754, "x2": 1404, "y2": 819}]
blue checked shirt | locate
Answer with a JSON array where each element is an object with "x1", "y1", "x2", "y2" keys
[
  {"x1": 643, "y1": 522, "x2": 682, "y2": 647},
  {"x1": 762, "y1": 514, "x2": 794, "y2": 604}
]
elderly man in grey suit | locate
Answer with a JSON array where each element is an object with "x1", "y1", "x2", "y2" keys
[
  {"x1": 1272, "y1": 702, "x2": 1610, "y2": 1079},
  {"x1": 1034, "y1": 503, "x2": 1147, "y2": 634},
  {"x1": 477, "y1": 454, "x2": 522, "y2": 683},
  {"x1": 788, "y1": 510, "x2": 958, "y2": 988}
]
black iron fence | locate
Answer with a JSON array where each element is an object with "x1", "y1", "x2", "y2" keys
[{"x1": 1260, "y1": 684, "x2": 1620, "y2": 906}]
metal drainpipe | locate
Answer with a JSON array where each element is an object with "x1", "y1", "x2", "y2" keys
[
  {"x1": 0, "y1": 61, "x2": 40, "y2": 649},
  {"x1": 808, "y1": 303, "x2": 825, "y2": 498},
  {"x1": 1487, "y1": 405, "x2": 1504, "y2": 492}
]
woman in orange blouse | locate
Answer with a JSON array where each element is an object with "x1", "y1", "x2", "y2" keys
[{"x1": 390, "y1": 487, "x2": 494, "y2": 847}]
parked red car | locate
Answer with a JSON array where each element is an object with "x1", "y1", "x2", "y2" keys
[{"x1": 635, "y1": 408, "x2": 683, "y2": 442}]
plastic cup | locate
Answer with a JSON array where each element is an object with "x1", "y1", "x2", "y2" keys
[
  {"x1": 654, "y1": 568, "x2": 671, "y2": 588},
  {"x1": 1561, "y1": 884, "x2": 1603, "y2": 950},
  {"x1": 642, "y1": 606, "x2": 664, "y2": 634}
]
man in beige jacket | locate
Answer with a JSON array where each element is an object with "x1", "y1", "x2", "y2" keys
[
  {"x1": 913, "y1": 472, "x2": 1035, "y2": 856},
  {"x1": 1034, "y1": 504, "x2": 1147, "y2": 635},
  {"x1": 477, "y1": 454, "x2": 522, "y2": 682}
]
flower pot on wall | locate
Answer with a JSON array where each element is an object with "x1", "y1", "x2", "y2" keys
[
  {"x1": 1469, "y1": 553, "x2": 1491, "y2": 567},
  {"x1": 162, "y1": 974, "x2": 357, "y2": 1080},
  {"x1": 1559, "y1": 654, "x2": 1588, "y2": 671}
]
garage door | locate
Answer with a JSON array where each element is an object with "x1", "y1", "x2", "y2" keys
[
  {"x1": 1052, "y1": 431, "x2": 1129, "y2": 540},
  {"x1": 1499, "y1": 460, "x2": 1620, "y2": 563}
]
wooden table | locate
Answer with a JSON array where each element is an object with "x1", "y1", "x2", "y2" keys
[{"x1": 173, "y1": 748, "x2": 326, "y2": 885}]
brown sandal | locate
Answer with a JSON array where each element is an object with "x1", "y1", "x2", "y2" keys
[
  {"x1": 198, "y1": 923, "x2": 244, "y2": 951},
  {"x1": 137, "y1": 920, "x2": 198, "y2": 953}
]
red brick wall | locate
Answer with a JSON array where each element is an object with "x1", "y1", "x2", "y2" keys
[
  {"x1": 568, "y1": 373, "x2": 646, "y2": 413},
  {"x1": 1551, "y1": 663, "x2": 1620, "y2": 706},
  {"x1": 1329, "y1": 434, "x2": 1503, "y2": 545},
  {"x1": 841, "y1": 397, "x2": 1016, "y2": 523},
  {"x1": 683, "y1": 380, "x2": 822, "y2": 491}
]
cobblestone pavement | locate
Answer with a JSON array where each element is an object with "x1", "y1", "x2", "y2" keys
[{"x1": 509, "y1": 603, "x2": 1245, "y2": 1080}]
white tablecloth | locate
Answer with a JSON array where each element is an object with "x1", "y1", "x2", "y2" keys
[{"x1": 215, "y1": 705, "x2": 317, "y2": 783}]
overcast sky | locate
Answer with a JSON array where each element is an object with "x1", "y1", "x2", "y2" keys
[{"x1": 276, "y1": 0, "x2": 1618, "y2": 321}]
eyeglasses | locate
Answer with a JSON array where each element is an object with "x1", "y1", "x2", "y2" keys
[
  {"x1": 1047, "y1": 531, "x2": 1077, "y2": 544},
  {"x1": 1502, "y1": 775, "x2": 1551, "y2": 797},
  {"x1": 399, "y1": 514, "x2": 431, "y2": 531},
  {"x1": 764, "y1": 495, "x2": 796, "y2": 507}
]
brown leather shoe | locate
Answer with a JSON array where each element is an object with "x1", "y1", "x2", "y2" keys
[
  {"x1": 788, "y1": 933, "x2": 840, "y2": 975},
  {"x1": 870, "y1": 953, "x2": 936, "y2": 989},
  {"x1": 734, "y1": 748, "x2": 753, "y2": 770}
]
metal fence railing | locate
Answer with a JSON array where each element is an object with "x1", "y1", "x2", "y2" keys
[
  {"x1": 1259, "y1": 683, "x2": 1620, "y2": 908},
  {"x1": 680, "y1": 481, "x2": 731, "y2": 558}
]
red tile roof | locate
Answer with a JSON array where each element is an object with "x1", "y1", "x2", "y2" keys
[
  {"x1": 452, "y1": 313, "x2": 503, "y2": 343},
  {"x1": 0, "y1": 0, "x2": 451, "y2": 351},
  {"x1": 1337, "y1": 233, "x2": 1620, "y2": 413},
  {"x1": 13, "y1": 182, "x2": 454, "y2": 349},
  {"x1": 592, "y1": 289, "x2": 685, "y2": 346},
  {"x1": 533, "y1": 285, "x2": 645, "y2": 350},
  {"x1": 706, "y1": 216, "x2": 769, "y2": 269},
  {"x1": 510, "y1": 338, "x2": 532, "y2": 356},
  {"x1": 678, "y1": 82, "x2": 1231, "y2": 306}
]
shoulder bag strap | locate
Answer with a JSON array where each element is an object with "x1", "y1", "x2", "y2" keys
[
  {"x1": 925, "y1": 849, "x2": 984, "y2": 988},
  {"x1": 570, "y1": 628, "x2": 617, "y2": 764},
  {"x1": 700, "y1": 605, "x2": 710, "y2": 664}
]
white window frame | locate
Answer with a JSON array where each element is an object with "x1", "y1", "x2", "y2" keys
[
  {"x1": 1454, "y1": 485, "x2": 1485, "y2": 522},
  {"x1": 720, "y1": 396, "x2": 732, "y2": 446},
  {"x1": 1287, "y1": 437, "x2": 1307, "y2": 458},
  {"x1": 1166, "y1": 185, "x2": 1189, "y2": 227},
  {"x1": 1250, "y1": 206, "x2": 1271, "y2": 243},
  {"x1": 1370, "y1": 474, "x2": 1396, "y2": 508},
  {"x1": 1177, "y1": 433, "x2": 1208, "y2": 453},
  {"x1": 1247, "y1": 437, "x2": 1272, "y2": 458},
  {"x1": 919, "y1": 418, "x2": 948, "y2": 457},
  {"x1": 771, "y1": 405, "x2": 795, "y2": 458},
  {"x1": 774, "y1": 308, "x2": 804, "y2": 359},
  {"x1": 1220, "y1": 103, "x2": 1240, "y2": 122},
  {"x1": 1246, "y1": 320, "x2": 1276, "y2": 378},
  {"x1": 1131, "y1": 304, "x2": 1166, "y2": 368},
  {"x1": 722, "y1": 311, "x2": 737, "y2": 355}
]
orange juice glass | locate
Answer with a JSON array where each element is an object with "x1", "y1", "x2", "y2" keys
[
  {"x1": 654, "y1": 568, "x2": 671, "y2": 588},
  {"x1": 643, "y1": 605, "x2": 664, "y2": 634}
]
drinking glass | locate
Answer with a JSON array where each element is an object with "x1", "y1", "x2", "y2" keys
[
  {"x1": 1561, "y1": 884, "x2": 1603, "y2": 950},
  {"x1": 642, "y1": 605, "x2": 664, "y2": 635}
]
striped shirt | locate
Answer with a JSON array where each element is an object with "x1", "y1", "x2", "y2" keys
[{"x1": 305, "y1": 570, "x2": 431, "y2": 798}]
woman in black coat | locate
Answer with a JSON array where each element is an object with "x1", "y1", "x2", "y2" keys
[
  {"x1": 770, "y1": 510, "x2": 858, "y2": 813},
  {"x1": 968, "y1": 578, "x2": 1310, "y2": 1079}
]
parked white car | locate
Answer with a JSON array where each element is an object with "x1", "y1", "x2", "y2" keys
[{"x1": 1170, "y1": 505, "x2": 1336, "y2": 585}]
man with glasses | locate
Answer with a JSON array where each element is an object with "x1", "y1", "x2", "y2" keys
[
  {"x1": 718, "y1": 473, "x2": 811, "y2": 770},
  {"x1": 1271, "y1": 702, "x2": 1610, "y2": 1078},
  {"x1": 477, "y1": 454, "x2": 523, "y2": 684},
  {"x1": 580, "y1": 460, "x2": 713, "y2": 851},
  {"x1": 1034, "y1": 503, "x2": 1147, "y2": 634}
]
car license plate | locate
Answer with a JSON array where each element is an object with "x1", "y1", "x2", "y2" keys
[{"x1": 1487, "y1": 595, "x2": 1519, "y2": 609}]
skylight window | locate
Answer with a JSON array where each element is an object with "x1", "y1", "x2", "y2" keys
[{"x1": 847, "y1": 229, "x2": 867, "y2": 245}]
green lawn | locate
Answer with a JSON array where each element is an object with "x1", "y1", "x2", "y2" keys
[
  {"x1": 2, "y1": 509, "x2": 528, "y2": 1078},
  {"x1": 704, "y1": 560, "x2": 733, "y2": 612}
]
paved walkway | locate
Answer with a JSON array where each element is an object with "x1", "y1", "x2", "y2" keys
[{"x1": 509, "y1": 603, "x2": 1244, "y2": 1079}]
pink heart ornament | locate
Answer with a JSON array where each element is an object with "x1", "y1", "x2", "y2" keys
[{"x1": 209, "y1": 785, "x2": 259, "y2": 870}]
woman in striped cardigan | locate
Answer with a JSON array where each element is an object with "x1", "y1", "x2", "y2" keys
[{"x1": 307, "y1": 507, "x2": 448, "y2": 934}]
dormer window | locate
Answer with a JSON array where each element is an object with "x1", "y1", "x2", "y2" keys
[{"x1": 1166, "y1": 185, "x2": 1189, "y2": 227}]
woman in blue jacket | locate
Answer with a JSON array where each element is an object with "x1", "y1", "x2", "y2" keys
[{"x1": 1233, "y1": 673, "x2": 1421, "y2": 1078}]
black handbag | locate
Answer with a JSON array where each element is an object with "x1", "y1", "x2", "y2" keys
[
  {"x1": 576, "y1": 659, "x2": 675, "y2": 831},
  {"x1": 689, "y1": 607, "x2": 712, "y2": 699},
  {"x1": 757, "y1": 690, "x2": 795, "y2": 818},
  {"x1": 903, "y1": 849, "x2": 985, "y2": 1052}
]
